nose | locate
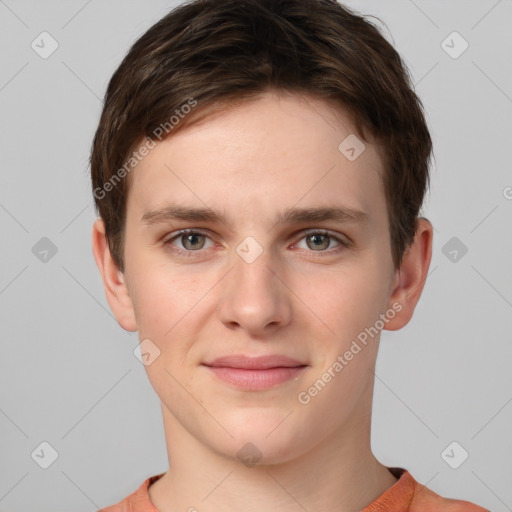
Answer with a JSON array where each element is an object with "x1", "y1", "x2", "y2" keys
[{"x1": 217, "y1": 243, "x2": 293, "y2": 336}]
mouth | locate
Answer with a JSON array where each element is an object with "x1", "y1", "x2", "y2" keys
[
  {"x1": 202, "y1": 354, "x2": 307, "y2": 370},
  {"x1": 202, "y1": 354, "x2": 308, "y2": 390}
]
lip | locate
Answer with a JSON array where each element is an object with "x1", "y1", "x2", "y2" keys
[
  {"x1": 202, "y1": 355, "x2": 308, "y2": 390},
  {"x1": 203, "y1": 354, "x2": 306, "y2": 370},
  {"x1": 204, "y1": 366, "x2": 307, "y2": 390}
]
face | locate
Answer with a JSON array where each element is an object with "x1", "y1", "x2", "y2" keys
[{"x1": 114, "y1": 91, "x2": 404, "y2": 463}]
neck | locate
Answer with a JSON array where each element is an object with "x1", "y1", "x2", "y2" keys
[{"x1": 148, "y1": 404, "x2": 398, "y2": 512}]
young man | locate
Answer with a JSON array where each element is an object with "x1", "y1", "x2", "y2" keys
[{"x1": 90, "y1": 0, "x2": 489, "y2": 510}]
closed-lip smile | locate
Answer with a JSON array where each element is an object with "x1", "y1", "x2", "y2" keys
[{"x1": 202, "y1": 355, "x2": 308, "y2": 390}]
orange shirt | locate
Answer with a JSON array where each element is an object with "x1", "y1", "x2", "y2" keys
[{"x1": 99, "y1": 467, "x2": 489, "y2": 512}]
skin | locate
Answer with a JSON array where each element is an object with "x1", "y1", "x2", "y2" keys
[{"x1": 92, "y1": 90, "x2": 433, "y2": 512}]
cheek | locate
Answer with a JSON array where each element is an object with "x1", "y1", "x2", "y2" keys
[
  {"x1": 126, "y1": 252, "x2": 205, "y2": 336},
  {"x1": 128, "y1": 267, "x2": 216, "y2": 382},
  {"x1": 298, "y1": 261, "x2": 387, "y2": 337}
]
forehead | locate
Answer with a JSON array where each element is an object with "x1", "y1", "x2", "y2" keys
[{"x1": 126, "y1": 91, "x2": 386, "y2": 229}]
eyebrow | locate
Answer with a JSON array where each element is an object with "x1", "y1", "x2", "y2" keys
[{"x1": 141, "y1": 204, "x2": 370, "y2": 230}]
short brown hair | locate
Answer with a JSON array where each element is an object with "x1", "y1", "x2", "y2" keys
[{"x1": 90, "y1": 0, "x2": 432, "y2": 273}]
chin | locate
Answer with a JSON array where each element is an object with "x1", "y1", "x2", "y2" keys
[{"x1": 210, "y1": 419, "x2": 308, "y2": 467}]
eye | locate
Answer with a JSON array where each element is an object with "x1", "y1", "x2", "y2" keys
[
  {"x1": 163, "y1": 229, "x2": 214, "y2": 254},
  {"x1": 294, "y1": 230, "x2": 350, "y2": 254},
  {"x1": 162, "y1": 228, "x2": 351, "y2": 258}
]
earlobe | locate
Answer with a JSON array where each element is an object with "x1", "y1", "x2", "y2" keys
[
  {"x1": 91, "y1": 218, "x2": 138, "y2": 332},
  {"x1": 383, "y1": 217, "x2": 433, "y2": 331}
]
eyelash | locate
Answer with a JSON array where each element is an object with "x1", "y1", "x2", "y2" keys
[{"x1": 162, "y1": 229, "x2": 351, "y2": 258}]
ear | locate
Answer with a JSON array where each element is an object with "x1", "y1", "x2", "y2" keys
[
  {"x1": 91, "y1": 218, "x2": 137, "y2": 332},
  {"x1": 384, "y1": 217, "x2": 433, "y2": 331}
]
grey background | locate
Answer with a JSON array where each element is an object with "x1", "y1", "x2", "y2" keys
[{"x1": 0, "y1": 0, "x2": 511, "y2": 511}]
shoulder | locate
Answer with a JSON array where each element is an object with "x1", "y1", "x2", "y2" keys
[
  {"x1": 98, "y1": 493, "x2": 133, "y2": 512},
  {"x1": 98, "y1": 504, "x2": 122, "y2": 512},
  {"x1": 409, "y1": 474, "x2": 489, "y2": 512},
  {"x1": 98, "y1": 473, "x2": 165, "y2": 512},
  {"x1": 98, "y1": 500, "x2": 126, "y2": 512}
]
